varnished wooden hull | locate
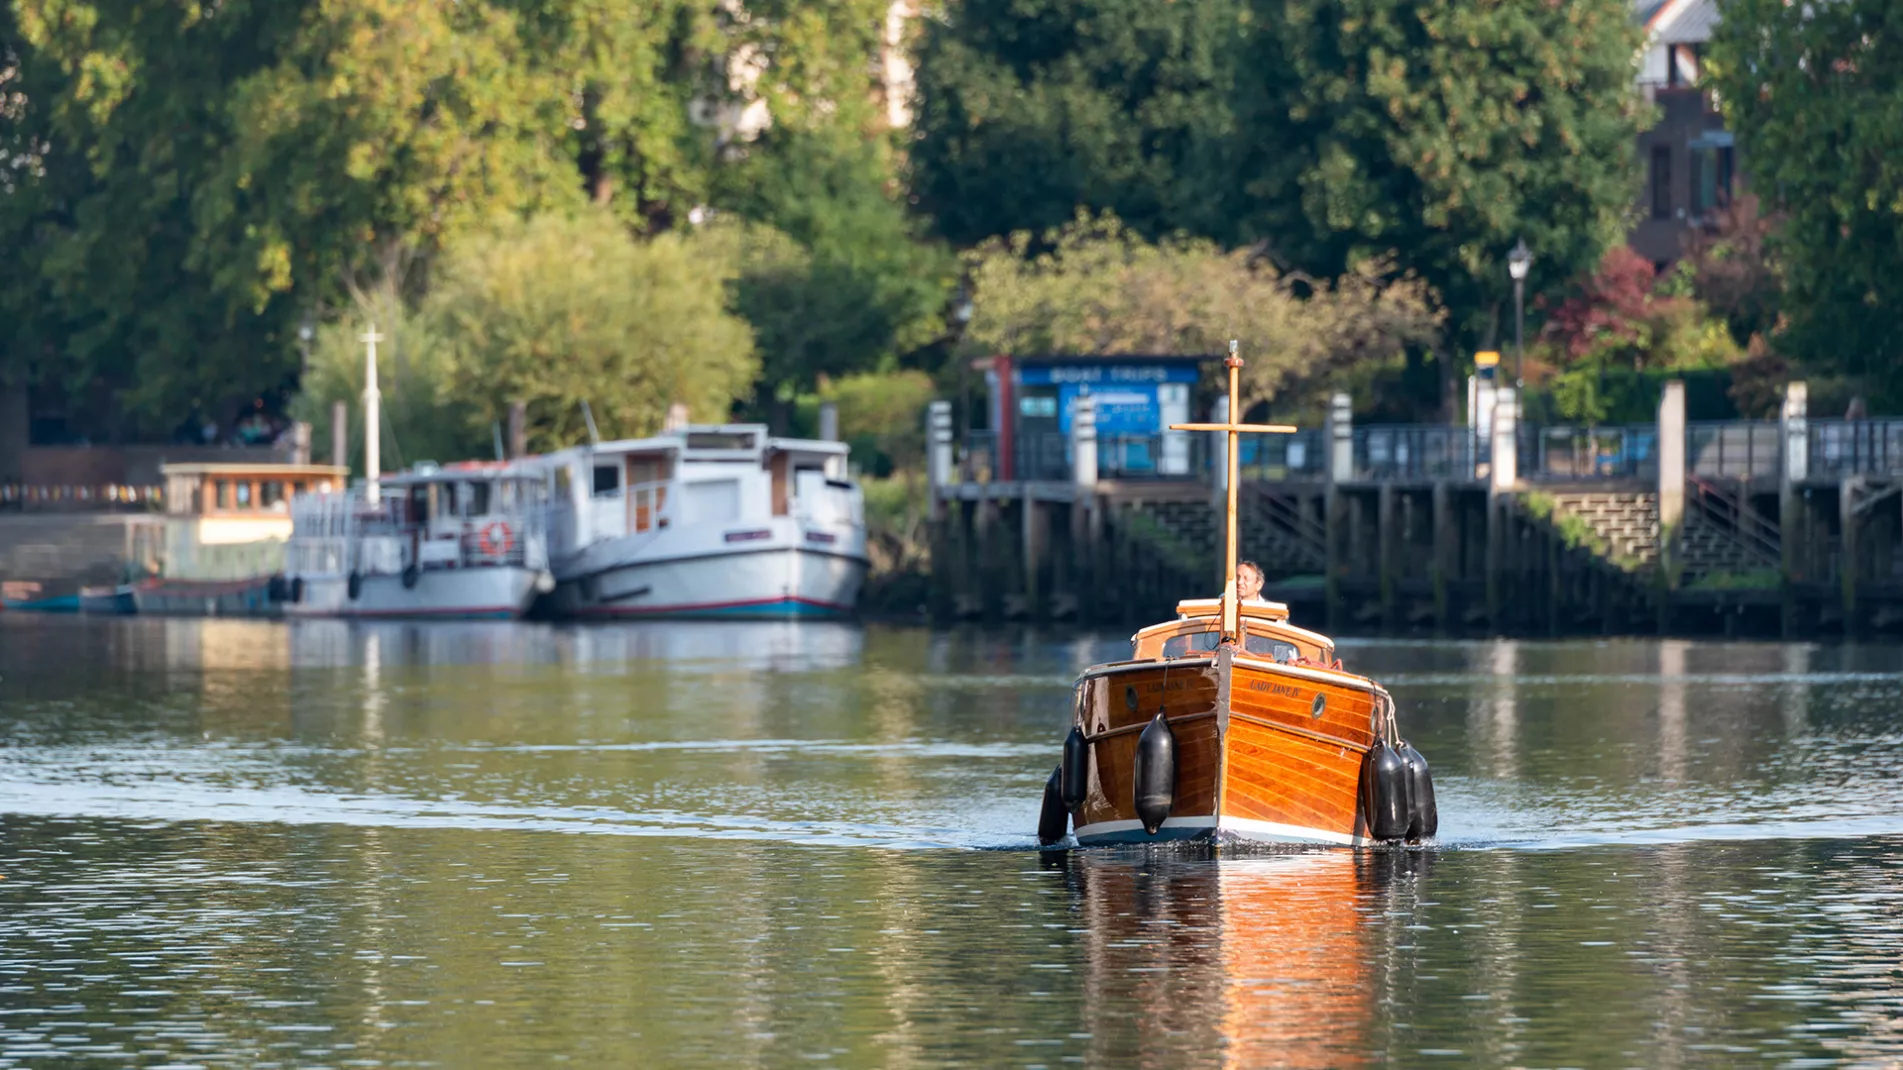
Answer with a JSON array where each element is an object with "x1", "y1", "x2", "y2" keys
[{"x1": 1068, "y1": 647, "x2": 1383, "y2": 847}]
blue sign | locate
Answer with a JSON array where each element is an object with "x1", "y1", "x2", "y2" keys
[
  {"x1": 1020, "y1": 363, "x2": 1201, "y2": 387},
  {"x1": 1059, "y1": 384, "x2": 1158, "y2": 436}
]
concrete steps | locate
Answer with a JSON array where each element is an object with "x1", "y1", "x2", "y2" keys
[{"x1": 1532, "y1": 490, "x2": 1780, "y2": 579}]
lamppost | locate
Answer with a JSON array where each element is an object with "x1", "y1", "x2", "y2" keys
[{"x1": 1507, "y1": 238, "x2": 1532, "y2": 391}]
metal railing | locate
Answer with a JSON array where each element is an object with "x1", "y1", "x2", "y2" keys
[
  {"x1": 958, "y1": 431, "x2": 1209, "y2": 482},
  {"x1": 1687, "y1": 475, "x2": 1781, "y2": 565},
  {"x1": 1809, "y1": 419, "x2": 1903, "y2": 478},
  {"x1": 948, "y1": 417, "x2": 1901, "y2": 487},
  {"x1": 0, "y1": 483, "x2": 164, "y2": 512},
  {"x1": 1520, "y1": 425, "x2": 1658, "y2": 481},
  {"x1": 1352, "y1": 425, "x2": 1477, "y2": 482},
  {"x1": 1688, "y1": 421, "x2": 1781, "y2": 480},
  {"x1": 1238, "y1": 429, "x2": 1326, "y2": 481}
]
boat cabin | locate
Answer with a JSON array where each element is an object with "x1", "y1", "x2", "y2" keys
[
  {"x1": 157, "y1": 462, "x2": 349, "y2": 581},
  {"x1": 541, "y1": 424, "x2": 856, "y2": 552},
  {"x1": 1131, "y1": 599, "x2": 1339, "y2": 666}
]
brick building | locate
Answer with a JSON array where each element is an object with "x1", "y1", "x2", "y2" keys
[{"x1": 1631, "y1": 0, "x2": 1736, "y2": 267}]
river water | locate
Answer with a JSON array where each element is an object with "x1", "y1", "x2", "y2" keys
[{"x1": 2, "y1": 617, "x2": 1901, "y2": 1068}]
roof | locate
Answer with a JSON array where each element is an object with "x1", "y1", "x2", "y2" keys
[
  {"x1": 1644, "y1": 0, "x2": 1718, "y2": 42},
  {"x1": 160, "y1": 463, "x2": 349, "y2": 478},
  {"x1": 1174, "y1": 598, "x2": 1290, "y2": 622}
]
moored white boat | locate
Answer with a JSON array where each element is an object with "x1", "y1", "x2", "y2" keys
[
  {"x1": 284, "y1": 461, "x2": 553, "y2": 620},
  {"x1": 533, "y1": 424, "x2": 867, "y2": 619}
]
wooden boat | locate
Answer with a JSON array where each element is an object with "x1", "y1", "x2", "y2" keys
[{"x1": 1038, "y1": 342, "x2": 1437, "y2": 848}]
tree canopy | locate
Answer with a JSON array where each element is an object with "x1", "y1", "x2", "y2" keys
[
  {"x1": 1, "y1": 0, "x2": 923, "y2": 435},
  {"x1": 1707, "y1": 0, "x2": 1903, "y2": 407},
  {"x1": 294, "y1": 211, "x2": 758, "y2": 462},
  {"x1": 912, "y1": 0, "x2": 1648, "y2": 375},
  {"x1": 963, "y1": 214, "x2": 1443, "y2": 412}
]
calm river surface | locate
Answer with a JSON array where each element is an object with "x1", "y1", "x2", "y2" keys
[{"x1": 2, "y1": 617, "x2": 1902, "y2": 1068}]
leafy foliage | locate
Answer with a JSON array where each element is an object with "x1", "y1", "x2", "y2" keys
[
  {"x1": 909, "y1": 0, "x2": 1249, "y2": 246},
  {"x1": 1534, "y1": 247, "x2": 1743, "y2": 423},
  {"x1": 712, "y1": 132, "x2": 955, "y2": 400},
  {"x1": 822, "y1": 369, "x2": 937, "y2": 476},
  {"x1": 912, "y1": 0, "x2": 1647, "y2": 369},
  {"x1": 1, "y1": 0, "x2": 920, "y2": 435},
  {"x1": 293, "y1": 212, "x2": 758, "y2": 461},
  {"x1": 1707, "y1": 0, "x2": 1903, "y2": 407},
  {"x1": 961, "y1": 214, "x2": 1443, "y2": 411},
  {"x1": 1245, "y1": 0, "x2": 1647, "y2": 345}
]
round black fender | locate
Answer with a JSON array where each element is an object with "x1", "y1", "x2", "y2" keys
[
  {"x1": 1395, "y1": 740, "x2": 1438, "y2": 841},
  {"x1": 289, "y1": 576, "x2": 305, "y2": 604},
  {"x1": 1358, "y1": 739, "x2": 1411, "y2": 842},
  {"x1": 1133, "y1": 712, "x2": 1177, "y2": 836},
  {"x1": 401, "y1": 563, "x2": 421, "y2": 590},
  {"x1": 1060, "y1": 726, "x2": 1089, "y2": 810},
  {"x1": 266, "y1": 575, "x2": 287, "y2": 603},
  {"x1": 1037, "y1": 766, "x2": 1069, "y2": 846},
  {"x1": 346, "y1": 571, "x2": 363, "y2": 601}
]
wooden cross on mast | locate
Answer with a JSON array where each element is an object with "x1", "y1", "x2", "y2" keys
[{"x1": 1169, "y1": 340, "x2": 1298, "y2": 641}]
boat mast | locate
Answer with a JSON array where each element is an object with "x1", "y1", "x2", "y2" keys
[
  {"x1": 1170, "y1": 340, "x2": 1297, "y2": 642},
  {"x1": 362, "y1": 324, "x2": 383, "y2": 506}
]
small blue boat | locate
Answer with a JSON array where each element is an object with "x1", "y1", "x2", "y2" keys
[
  {"x1": 1, "y1": 591, "x2": 81, "y2": 613},
  {"x1": 79, "y1": 584, "x2": 139, "y2": 615}
]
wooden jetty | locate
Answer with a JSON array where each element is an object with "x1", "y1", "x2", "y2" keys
[{"x1": 928, "y1": 379, "x2": 1903, "y2": 638}]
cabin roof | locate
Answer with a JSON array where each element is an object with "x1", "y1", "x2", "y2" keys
[
  {"x1": 1173, "y1": 598, "x2": 1290, "y2": 621},
  {"x1": 555, "y1": 424, "x2": 849, "y2": 460},
  {"x1": 379, "y1": 461, "x2": 540, "y2": 486},
  {"x1": 160, "y1": 463, "x2": 349, "y2": 479}
]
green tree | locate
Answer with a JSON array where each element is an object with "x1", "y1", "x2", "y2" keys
[
  {"x1": 1707, "y1": 0, "x2": 1903, "y2": 407},
  {"x1": 909, "y1": 0, "x2": 1248, "y2": 247},
  {"x1": 1245, "y1": 0, "x2": 1648, "y2": 355},
  {"x1": 2, "y1": 0, "x2": 915, "y2": 433},
  {"x1": 1, "y1": 0, "x2": 309, "y2": 435},
  {"x1": 715, "y1": 132, "x2": 955, "y2": 406},
  {"x1": 424, "y1": 212, "x2": 758, "y2": 452},
  {"x1": 911, "y1": 0, "x2": 1648, "y2": 401},
  {"x1": 295, "y1": 212, "x2": 759, "y2": 460},
  {"x1": 963, "y1": 214, "x2": 1442, "y2": 411}
]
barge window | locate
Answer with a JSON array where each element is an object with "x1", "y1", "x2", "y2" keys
[{"x1": 593, "y1": 464, "x2": 620, "y2": 496}]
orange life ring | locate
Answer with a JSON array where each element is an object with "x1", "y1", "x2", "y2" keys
[{"x1": 478, "y1": 521, "x2": 515, "y2": 557}]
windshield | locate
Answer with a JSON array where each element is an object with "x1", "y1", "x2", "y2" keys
[{"x1": 1155, "y1": 628, "x2": 1302, "y2": 662}]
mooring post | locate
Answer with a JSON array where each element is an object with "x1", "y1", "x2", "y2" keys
[
  {"x1": 1841, "y1": 476, "x2": 1861, "y2": 638},
  {"x1": 1656, "y1": 380, "x2": 1687, "y2": 633},
  {"x1": 330, "y1": 400, "x2": 348, "y2": 470},
  {"x1": 1377, "y1": 483, "x2": 1398, "y2": 633},
  {"x1": 1487, "y1": 388, "x2": 1518, "y2": 633},
  {"x1": 1432, "y1": 481, "x2": 1454, "y2": 633},
  {"x1": 928, "y1": 400, "x2": 953, "y2": 522},
  {"x1": 1324, "y1": 392, "x2": 1352, "y2": 630},
  {"x1": 1779, "y1": 382, "x2": 1808, "y2": 637},
  {"x1": 1020, "y1": 485, "x2": 1040, "y2": 618},
  {"x1": 1070, "y1": 396, "x2": 1098, "y2": 621}
]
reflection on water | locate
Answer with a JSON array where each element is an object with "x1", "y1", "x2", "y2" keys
[{"x1": 3, "y1": 617, "x2": 1903, "y2": 1066}]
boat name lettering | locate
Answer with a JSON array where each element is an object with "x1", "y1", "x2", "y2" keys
[
  {"x1": 724, "y1": 529, "x2": 773, "y2": 543},
  {"x1": 1249, "y1": 680, "x2": 1306, "y2": 699},
  {"x1": 803, "y1": 531, "x2": 837, "y2": 545}
]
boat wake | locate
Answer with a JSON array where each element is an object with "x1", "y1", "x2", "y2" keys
[{"x1": 3, "y1": 740, "x2": 1900, "y2": 854}]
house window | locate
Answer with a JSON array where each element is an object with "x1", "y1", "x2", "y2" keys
[
  {"x1": 1667, "y1": 44, "x2": 1700, "y2": 87},
  {"x1": 1690, "y1": 144, "x2": 1735, "y2": 214},
  {"x1": 1651, "y1": 146, "x2": 1673, "y2": 220}
]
